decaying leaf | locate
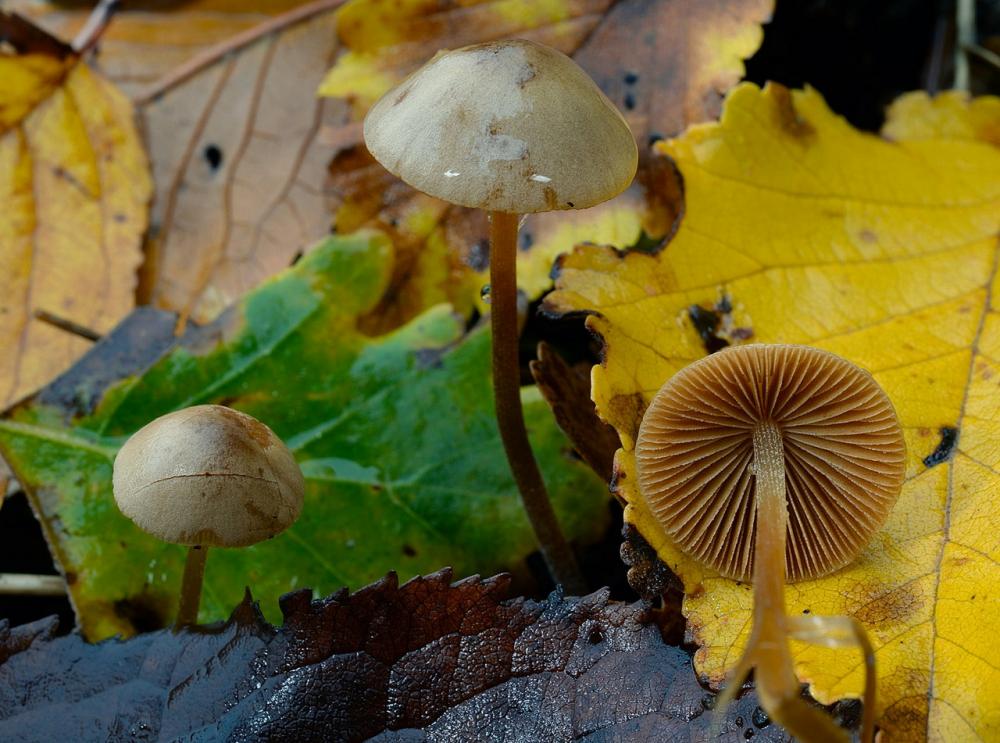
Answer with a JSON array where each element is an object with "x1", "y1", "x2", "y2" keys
[
  {"x1": 545, "y1": 83, "x2": 1000, "y2": 741},
  {"x1": 139, "y1": 4, "x2": 350, "y2": 324},
  {"x1": 883, "y1": 90, "x2": 1000, "y2": 145},
  {"x1": 0, "y1": 12, "x2": 151, "y2": 409},
  {"x1": 530, "y1": 342, "x2": 619, "y2": 483},
  {"x1": 3, "y1": 0, "x2": 309, "y2": 98},
  {"x1": 0, "y1": 569, "x2": 799, "y2": 741},
  {"x1": 319, "y1": 0, "x2": 773, "y2": 334},
  {"x1": 0, "y1": 230, "x2": 608, "y2": 639}
]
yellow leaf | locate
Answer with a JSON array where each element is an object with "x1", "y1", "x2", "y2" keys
[
  {"x1": 0, "y1": 13, "x2": 151, "y2": 408},
  {"x1": 318, "y1": 0, "x2": 595, "y2": 110},
  {"x1": 545, "y1": 83, "x2": 1000, "y2": 741}
]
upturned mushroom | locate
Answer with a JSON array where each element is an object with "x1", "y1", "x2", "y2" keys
[
  {"x1": 635, "y1": 344, "x2": 905, "y2": 742},
  {"x1": 113, "y1": 405, "x2": 304, "y2": 628},
  {"x1": 364, "y1": 39, "x2": 638, "y2": 591}
]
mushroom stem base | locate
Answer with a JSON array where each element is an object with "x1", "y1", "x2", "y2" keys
[
  {"x1": 176, "y1": 544, "x2": 207, "y2": 630},
  {"x1": 489, "y1": 210, "x2": 585, "y2": 594}
]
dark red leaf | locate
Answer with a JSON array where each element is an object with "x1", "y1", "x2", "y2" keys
[{"x1": 0, "y1": 570, "x2": 792, "y2": 741}]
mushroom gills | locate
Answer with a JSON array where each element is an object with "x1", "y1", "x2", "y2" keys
[{"x1": 635, "y1": 344, "x2": 905, "y2": 742}]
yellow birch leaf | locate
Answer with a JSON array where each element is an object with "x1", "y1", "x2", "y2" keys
[
  {"x1": 545, "y1": 83, "x2": 1000, "y2": 742},
  {"x1": 0, "y1": 13, "x2": 151, "y2": 408}
]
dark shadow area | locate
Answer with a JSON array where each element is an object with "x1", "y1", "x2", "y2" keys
[{"x1": 0, "y1": 493, "x2": 73, "y2": 631}]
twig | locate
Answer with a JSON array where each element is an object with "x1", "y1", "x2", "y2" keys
[
  {"x1": 954, "y1": 0, "x2": 975, "y2": 90},
  {"x1": 34, "y1": 309, "x2": 102, "y2": 342},
  {"x1": 923, "y1": 10, "x2": 948, "y2": 94},
  {"x1": 133, "y1": 0, "x2": 348, "y2": 106},
  {"x1": 965, "y1": 42, "x2": 1000, "y2": 72},
  {"x1": 72, "y1": 0, "x2": 120, "y2": 54},
  {"x1": 0, "y1": 573, "x2": 67, "y2": 596}
]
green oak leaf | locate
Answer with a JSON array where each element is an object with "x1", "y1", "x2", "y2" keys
[{"x1": 0, "y1": 231, "x2": 608, "y2": 639}]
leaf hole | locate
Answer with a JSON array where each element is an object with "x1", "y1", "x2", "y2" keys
[{"x1": 203, "y1": 144, "x2": 224, "y2": 171}]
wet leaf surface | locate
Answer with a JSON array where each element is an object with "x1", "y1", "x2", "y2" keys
[
  {"x1": 0, "y1": 569, "x2": 796, "y2": 742},
  {"x1": 0, "y1": 230, "x2": 608, "y2": 639}
]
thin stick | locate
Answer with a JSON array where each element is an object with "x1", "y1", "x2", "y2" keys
[
  {"x1": 133, "y1": 0, "x2": 348, "y2": 106},
  {"x1": 0, "y1": 573, "x2": 66, "y2": 596},
  {"x1": 489, "y1": 211, "x2": 585, "y2": 594},
  {"x1": 34, "y1": 309, "x2": 102, "y2": 342},
  {"x1": 175, "y1": 544, "x2": 208, "y2": 629},
  {"x1": 72, "y1": 0, "x2": 120, "y2": 54},
  {"x1": 965, "y1": 43, "x2": 1000, "y2": 71},
  {"x1": 954, "y1": 0, "x2": 975, "y2": 90}
]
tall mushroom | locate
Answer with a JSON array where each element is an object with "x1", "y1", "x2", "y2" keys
[
  {"x1": 113, "y1": 405, "x2": 304, "y2": 628},
  {"x1": 635, "y1": 344, "x2": 905, "y2": 742},
  {"x1": 364, "y1": 39, "x2": 637, "y2": 592}
]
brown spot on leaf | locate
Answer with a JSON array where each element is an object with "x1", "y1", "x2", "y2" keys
[
  {"x1": 770, "y1": 84, "x2": 816, "y2": 140},
  {"x1": 880, "y1": 667, "x2": 931, "y2": 742},
  {"x1": 846, "y1": 580, "x2": 923, "y2": 626},
  {"x1": 605, "y1": 392, "x2": 647, "y2": 444},
  {"x1": 859, "y1": 229, "x2": 877, "y2": 243}
]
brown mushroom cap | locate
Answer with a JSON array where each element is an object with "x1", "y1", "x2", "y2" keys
[
  {"x1": 363, "y1": 39, "x2": 638, "y2": 214},
  {"x1": 635, "y1": 344, "x2": 905, "y2": 582},
  {"x1": 113, "y1": 405, "x2": 304, "y2": 548}
]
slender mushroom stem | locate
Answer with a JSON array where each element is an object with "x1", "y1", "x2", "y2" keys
[
  {"x1": 175, "y1": 545, "x2": 208, "y2": 629},
  {"x1": 741, "y1": 422, "x2": 851, "y2": 742},
  {"x1": 489, "y1": 211, "x2": 585, "y2": 594}
]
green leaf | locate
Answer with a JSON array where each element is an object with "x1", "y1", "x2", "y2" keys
[{"x1": 0, "y1": 231, "x2": 608, "y2": 639}]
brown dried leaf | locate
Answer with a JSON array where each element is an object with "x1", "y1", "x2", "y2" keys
[
  {"x1": 530, "y1": 341, "x2": 620, "y2": 483},
  {"x1": 0, "y1": 569, "x2": 797, "y2": 741},
  {"x1": 2, "y1": 0, "x2": 309, "y2": 97},
  {"x1": 139, "y1": 5, "x2": 351, "y2": 323}
]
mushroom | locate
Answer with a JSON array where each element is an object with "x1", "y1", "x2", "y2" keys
[
  {"x1": 113, "y1": 405, "x2": 304, "y2": 628},
  {"x1": 364, "y1": 39, "x2": 637, "y2": 591},
  {"x1": 635, "y1": 344, "x2": 905, "y2": 742}
]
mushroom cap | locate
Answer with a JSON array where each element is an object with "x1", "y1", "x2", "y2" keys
[
  {"x1": 635, "y1": 344, "x2": 905, "y2": 582},
  {"x1": 363, "y1": 39, "x2": 638, "y2": 214},
  {"x1": 113, "y1": 405, "x2": 304, "y2": 548}
]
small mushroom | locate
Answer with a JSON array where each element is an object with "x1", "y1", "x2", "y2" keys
[
  {"x1": 364, "y1": 39, "x2": 637, "y2": 592},
  {"x1": 636, "y1": 344, "x2": 905, "y2": 742},
  {"x1": 113, "y1": 405, "x2": 304, "y2": 628}
]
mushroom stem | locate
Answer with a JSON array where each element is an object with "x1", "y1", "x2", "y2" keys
[
  {"x1": 747, "y1": 422, "x2": 849, "y2": 742},
  {"x1": 489, "y1": 210, "x2": 585, "y2": 594},
  {"x1": 175, "y1": 544, "x2": 208, "y2": 629}
]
